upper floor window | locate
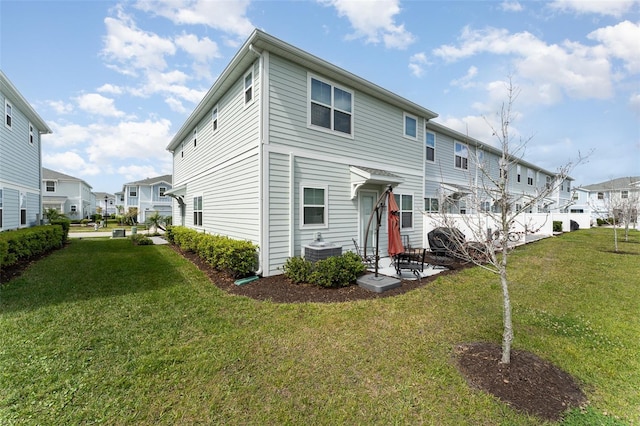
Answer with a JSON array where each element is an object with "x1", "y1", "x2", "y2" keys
[
  {"x1": 129, "y1": 187, "x2": 137, "y2": 197},
  {"x1": 454, "y1": 142, "x2": 468, "y2": 170},
  {"x1": 180, "y1": 142, "x2": 184, "y2": 158},
  {"x1": 621, "y1": 190, "x2": 629, "y2": 199},
  {"x1": 394, "y1": 193, "x2": 413, "y2": 229},
  {"x1": 302, "y1": 186, "x2": 327, "y2": 227},
  {"x1": 527, "y1": 169, "x2": 534, "y2": 185},
  {"x1": 546, "y1": 176, "x2": 552, "y2": 189},
  {"x1": 516, "y1": 165, "x2": 521, "y2": 183},
  {"x1": 425, "y1": 131, "x2": 435, "y2": 162},
  {"x1": 597, "y1": 192, "x2": 604, "y2": 200},
  {"x1": 70, "y1": 205, "x2": 78, "y2": 213},
  {"x1": 244, "y1": 71, "x2": 253, "y2": 104},
  {"x1": 309, "y1": 76, "x2": 353, "y2": 136},
  {"x1": 159, "y1": 187, "x2": 166, "y2": 197},
  {"x1": 424, "y1": 197, "x2": 439, "y2": 213},
  {"x1": 5, "y1": 101, "x2": 12, "y2": 129},
  {"x1": 499, "y1": 158, "x2": 508, "y2": 179},
  {"x1": 566, "y1": 182, "x2": 571, "y2": 193},
  {"x1": 193, "y1": 128, "x2": 197, "y2": 148},
  {"x1": 45, "y1": 181, "x2": 56, "y2": 192},
  {"x1": 29, "y1": 123, "x2": 34, "y2": 144},
  {"x1": 404, "y1": 113, "x2": 417, "y2": 139},
  {"x1": 212, "y1": 105, "x2": 218, "y2": 132}
]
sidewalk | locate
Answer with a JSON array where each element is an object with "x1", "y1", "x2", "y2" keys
[{"x1": 68, "y1": 229, "x2": 168, "y2": 245}]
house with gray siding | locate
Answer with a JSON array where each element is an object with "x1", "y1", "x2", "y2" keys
[
  {"x1": 120, "y1": 175, "x2": 172, "y2": 223},
  {"x1": 42, "y1": 168, "x2": 94, "y2": 219},
  {"x1": 94, "y1": 191, "x2": 117, "y2": 217},
  {"x1": 1, "y1": 70, "x2": 52, "y2": 231},
  {"x1": 166, "y1": 30, "x2": 569, "y2": 277}
]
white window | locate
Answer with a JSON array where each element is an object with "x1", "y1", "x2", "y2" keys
[
  {"x1": 516, "y1": 165, "x2": 521, "y2": 183},
  {"x1": 70, "y1": 205, "x2": 77, "y2": 213},
  {"x1": 597, "y1": 192, "x2": 604, "y2": 200},
  {"x1": 193, "y1": 128, "x2": 197, "y2": 148},
  {"x1": 527, "y1": 169, "x2": 534, "y2": 186},
  {"x1": 244, "y1": 71, "x2": 253, "y2": 104},
  {"x1": 129, "y1": 187, "x2": 137, "y2": 197},
  {"x1": 499, "y1": 158, "x2": 508, "y2": 179},
  {"x1": 424, "y1": 197, "x2": 439, "y2": 212},
  {"x1": 404, "y1": 113, "x2": 417, "y2": 139},
  {"x1": 621, "y1": 190, "x2": 629, "y2": 199},
  {"x1": 159, "y1": 187, "x2": 166, "y2": 197},
  {"x1": 480, "y1": 201, "x2": 491, "y2": 212},
  {"x1": 212, "y1": 105, "x2": 219, "y2": 132},
  {"x1": 425, "y1": 131, "x2": 435, "y2": 162},
  {"x1": 193, "y1": 196, "x2": 203, "y2": 226},
  {"x1": 394, "y1": 193, "x2": 413, "y2": 229},
  {"x1": 20, "y1": 192, "x2": 26, "y2": 225},
  {"x1": 45, "y1": 181, "x2": 56, "y2": 192},
  {"x1": 309, "y1": 75, "x2": 353, "y2": 136},
  {"x1": 454, "y1": 142, "x2": 468, "y2": 170},
  {"x1": 301, "y1": 186, "x2": 327, "y2": 227},
  {"x1": 29, "y1": 123, "x2": 34, "y2": 144},
  {"x1": 5, "y1": 101, "x2": 12, "y2": 129},
  {"x1": 476, "y1": 150, "x2": 485, "y2": 169}
]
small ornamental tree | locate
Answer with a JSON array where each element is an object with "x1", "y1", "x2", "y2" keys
[{"x1": 432, "y1": 79, "x2": 584, "y2": 364}]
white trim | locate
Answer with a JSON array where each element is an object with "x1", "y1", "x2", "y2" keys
[
  {"x1": 212, "y1": 104, "x2": 219, "y2": 133},
  {"x1": 394, "y1": 192, "x2": 415, "y2": 231},
  {"x1": 454, "y1": 140, "x2": 469, "y2": 170},
  {"x1": 5, "y1": 100, "x2": 12, "y2": 129},
  {"x1": 306, "y1": 73, "x2": 354, "y2": 139},
  {"x1": 29, "y1": 122, "x2": 34, "y2": 144},
  {"x1": 243, "y1": 68, "x2": 254, "y2": 106},
  {"x1": 425, "y1": 130, "x2": 436, "y2": 163}
]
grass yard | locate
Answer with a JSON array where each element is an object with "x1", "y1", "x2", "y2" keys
[{"x1": 1, "y1": 228, "x2": 638, "y2": 425}]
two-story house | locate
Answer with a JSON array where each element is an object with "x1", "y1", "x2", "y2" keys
[
  {"x1": 42, "y1": 168, "x2": 94, "y2": 219},
  {"x1": 582, "y1": 176, "x2": 640, "y2": 224},
  {"x1": 1, "y1": 70, "x2": 52, "y2": 231},
  {"x1": 166, "y1": 29, "x2": 571, "y2": 277},
  {"x1": 119, "y1": 175, "x2": 172, "y2": 223},
  {"x1": 93, "y1": 192, "x2": 117, "y2": 217}
]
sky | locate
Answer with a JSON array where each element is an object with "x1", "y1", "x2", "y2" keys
[{"x1": 1, "y1": 0, "x2": 639, "y2": 194}]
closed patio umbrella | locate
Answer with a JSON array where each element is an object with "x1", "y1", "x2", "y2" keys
[{"x1": 387, "y1": 189, "x2": 404, "y2": 257}]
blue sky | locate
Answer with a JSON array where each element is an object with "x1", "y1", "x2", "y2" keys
[{"x1": 2, "y1": 0, "x2": 638, "y2": 194}]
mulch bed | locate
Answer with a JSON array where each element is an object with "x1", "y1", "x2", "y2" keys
[{"x1": 1, "y1": 244, "x2": 588, "y2": 421}]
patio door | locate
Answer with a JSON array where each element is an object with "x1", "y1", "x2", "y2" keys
[{"x1": 359, "y1": 190, "x2": 377, "y2": 253}]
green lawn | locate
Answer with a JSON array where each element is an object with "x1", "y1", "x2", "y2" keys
[{"x1": 1, "y1": 228, "x2": 638, "y2": 425}]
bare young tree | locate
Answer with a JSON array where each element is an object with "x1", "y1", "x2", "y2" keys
[
  {"x1": 432, "y1": 79, "x2": 581, "y2": 364},
  {"x1": 590, "y1": 179, "x2": 640, "y2": 250}
]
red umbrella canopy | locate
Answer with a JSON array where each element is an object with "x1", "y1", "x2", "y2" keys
[{"x1": 387, "y1": 190, "x2": 404, "y2": 257}]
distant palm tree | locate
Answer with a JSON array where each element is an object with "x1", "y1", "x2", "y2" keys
[{"x1": 146, "y1": 211, "x2": 164, "y2": 234}]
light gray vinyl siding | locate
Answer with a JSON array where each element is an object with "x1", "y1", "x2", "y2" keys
[
  {"x1": 1, "y1": 188, "x2": 19, "y2": 230},
  {"x1": 268, "y1": 55, "x2": 425, "y2": 166}
]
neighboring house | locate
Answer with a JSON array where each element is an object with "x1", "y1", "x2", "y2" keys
[
  {"x1": 424, "y1": 121, "x2": 573, "y2": 215},
  {"x1": 42, "y1": 168, "x2": 93, "y2": 219},
  {"x1": 1, "y1": 70, "x2": 52, "y2": 231},
  {"x1": 93, "y1": 191, "x2": 117, "y2": 217},
  {"x1": 120, "y1": 175, "x2": 172, "y2": 223},
  {"x1": 166, "y1": 29, "x2": 572, "y2": 277},
  {"x1": 582, "y1": 176, "x2": 640, "y2": 223}
]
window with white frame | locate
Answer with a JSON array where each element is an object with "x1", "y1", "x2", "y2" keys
[
  {"x1": 404, "y1": 113, "x2": 417, "y2": 139},
  {"x1": 29, "y1": 123, "x2": 34, "y2": 144},
  {"x1": 527, "y1": 169, "x2": 534, "y2": 185},
  {"x1": 424, "y1": 197, "x2": 439, "y2": 212},
  {"x1": 302, "y1": 186, "x2": 327, "y2": 227},
  {"x1": 516, "y1": 165, "x2": 521, "y2": 183},
  {"x1": 193, "y1": 128, "x2": 197, "y2": 148},
  {"x1": 193, "y1": 196, "x2": 203, "y2": 226},
  {"x1": 129, "y1": 187, "x2": 137, "y2": 197},
  {"x1": 45, "y1": 181, "x2": 56, "y2": 192},
  {"x1": 212, "y1": 105, "x2": 218, "y2": 131},
  {"x1": 480, "y1": 201, "x2": 491, "y2": 212},
  {"x1": 425, "y1": 131, "x2": 435, "y2": 162},
  {"x1": 566, "y1": 181, "x2": 571, "y2": 193},
  {"x1": 621, "y1": 190, "x2": 629, "y2": 199},
  {"x1": 20, "y1": 192, "x2": 26, "y2": 225},
  {"x1": 476, "y1": 150, "x2": 485, "y2": 169},
  {"x1": 70, "y1": 205, "x2": 78, "y2": 213},
  {"x1": 5, "y1": 101, "x2": 12, "y2": 129},
  {"x1": 394, "y1": 193, "x2": 413, "y2": 229},
  {"x1": 454, "y1": 142, "x2": 468, "y2": 170},
  {"x1": 597, "y1": 192, "x2": 604, "y2": 200},
  {"x1": 499, "y1": 158, "x2": 508, "y2": 179},
  {"x1": 309, "y1": 76, "x2": 353, "y2": 135},
  {"x1": 244, "y1": 71, "x2": 253, "y2": 104},
  {"x1": 180, "y1": 142, "x2": 184, "y2": 158},
  {"x1": 159, "y1": 187, "x2": 166, "y2": 197}
]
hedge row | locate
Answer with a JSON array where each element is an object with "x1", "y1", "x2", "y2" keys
[
  {"x1": 165, "y1": 226, "x2": 258, "y2": 278},
  {"x1": 282, "y1": 252, "x2": 366, "y2": 288},
  {"x1": 0, "y1": 224, "x2": 67, "y2": 270}
]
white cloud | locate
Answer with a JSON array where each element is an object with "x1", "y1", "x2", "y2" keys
[
  {"x1": 548, "y1": 0, "x2": 639, "y2": 18},
  {"x1": 117, "y1": 164, "x2": 166, "y2": 182},
  {"x1": 588, "y1": 20, "x2": 640, "y2": 73},
  {"x1": 47, "y1": 122, "x2": 93, "y2": 148},
  {"x1": 320, "y1": 0, "x2": 415, "y2": 49},
  {"x1": 75, "y1": 93, "x2": 125, "y2": 117},
  {"x1": 97, "y1": 84, "x2": 124, "y2": 95},
  {"x1": 134, "y1": 0, "x2": 254, "y2": 42},
  {"x1": 409, "y1": 52, "x2": 428, "y2": 77},
  {"x1": 451, "y1": 66, "x2": 478, "y2": 89},
  {"x1": 500, "y1": 1, "x2": 523, "y2": 12},
  {"x1": 46, "y1": 100, "x2": 74, "y2": 114}
]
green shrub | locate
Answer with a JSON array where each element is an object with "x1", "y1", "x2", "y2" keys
[
  {"x1": 553, "y1": 221, "x2": 563, "y2": 233},
  {"x1": 130, "y1": 234, "x2": 153, "y2": 246},
  {"x1": 167, "y1": 226, "x2": 258, "y2": 278},
  {"x1": 282, "y1": 256, "x2": 314, "y2": 284},
  {"x1": 50, "y1": 219, "x2": 71, "y2": 243},
  {"x1": 0, "y1": 225, "x2": 65, "y2": 270},
  {"x1": 283, "y1": 252, "x2": 365, "y2": 288}
]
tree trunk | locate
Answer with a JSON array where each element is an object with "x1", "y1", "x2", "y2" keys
[{"x1": 500, "y1": 250, "x2": 513, "y2": 364}]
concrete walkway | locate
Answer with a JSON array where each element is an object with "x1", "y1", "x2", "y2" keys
[{"x1": 68, "y1": 229, "x2": 168, "y2": 245}]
